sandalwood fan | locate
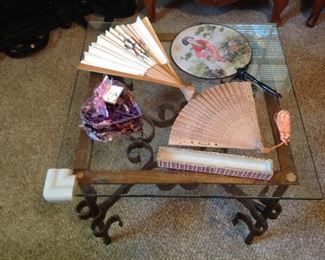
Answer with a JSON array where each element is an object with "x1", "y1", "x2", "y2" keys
[
  {"x1": 169, "y1": 81, "x2": 291, "y2": 152},
  {"x1": 78, "y1": 16, "x2": 195, "y2": 101}
]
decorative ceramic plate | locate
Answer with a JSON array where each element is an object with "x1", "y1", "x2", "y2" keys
[{"x1": 171, "y1": 24, "x2": 252, "y2": 79}]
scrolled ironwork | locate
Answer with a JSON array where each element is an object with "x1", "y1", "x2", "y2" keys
[
  {"x1": 76, "y1": 184, "x2": 99, "y2": 220},
  {"x1": 126, "y1": 137, "x2": 155, "y2": 170},
  {"x1": 232, "y1": 210, "x2": 268, "y2": 245},
  {"x1": 91, "y1": 213, "x2": 123, "y2": 237},
  {"x1": 259, "y1": 199, "x2": 282, "y2": 219},
  {"x1": 151, "y1": 103, "x2": 178, "y2": 127},
  {"x1": 91, "y1": 213, "x2": 123, "y2": 245},
  {"x1": 232, "y1": 212, "x2": 267, "y2": 236},
  {"x1": 76, "y1": 200, "x2": 93, "y2": 220}
]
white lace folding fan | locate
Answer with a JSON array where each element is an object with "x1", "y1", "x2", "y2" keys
[
  {"x1": 169, "y1": 81, "x2": 265, "y2": 151},
  {"x1": 78, "y1": 16, "x2": 195, "y2": 101}
]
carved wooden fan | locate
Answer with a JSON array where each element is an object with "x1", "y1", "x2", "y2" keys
[
  {"x1": 78, "y1": 16, "x2": 195, "y2": 101},
  {"x1": 169, "y1": 81, "x2": 265, "y2": 150}
]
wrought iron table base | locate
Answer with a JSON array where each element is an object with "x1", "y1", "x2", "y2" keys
[
  {"x1": 74, "y1": 101, "x2": 290, "y2": 245},
  {"x1": 76, "y1": 182, "x2": 289, "y2": 245},
  {"x1": 225, "y1": 185, "x2": 288, "y2": 244}
]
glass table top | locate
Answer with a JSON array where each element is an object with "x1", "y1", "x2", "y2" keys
[{"x1": 56, "y1": 22, "x2": 323, "y2": 199}]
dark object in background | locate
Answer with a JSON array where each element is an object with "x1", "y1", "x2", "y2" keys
[
  {"x1": 0, "y1": 0, "x2": 136, "y2": 58},
  {"x1": 90, "y1": 0, "x2": 136, "y2": 21},
  {"x1": 196, "y1": 0, "x2": 239, "y2": 6}
]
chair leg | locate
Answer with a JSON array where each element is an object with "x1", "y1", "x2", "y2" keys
[
  {"x1": 306, "y1": 0, "x2": 325, "y2": 27},
  {"x1": 271, "y1": 0, "x2": 289, "y2": 26},
  {"x1": 144, "y1": 0, "x2": 156, "y2": 22}
]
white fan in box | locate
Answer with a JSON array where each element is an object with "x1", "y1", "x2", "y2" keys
[{"x1": 157, "y1": 147, "x2": 274, "y2": 181}]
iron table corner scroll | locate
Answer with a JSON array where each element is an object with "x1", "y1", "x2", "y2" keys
[{"x1": 223, "y1": 184, "x2": 288, "y2": 244}]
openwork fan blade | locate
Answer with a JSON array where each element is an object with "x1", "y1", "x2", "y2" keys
[{"x1": 169, "y1": 81, "x2": 263, "y2": 150}]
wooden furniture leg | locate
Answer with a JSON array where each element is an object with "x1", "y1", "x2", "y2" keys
[
  {"x1": 144, "y1": 0, "x2": 156, "y2": 22},
  {"x1": 306, "y1": 0, "x2": 325, "y2": 27},
  {"x1": 271, "y1": 0, "x2": 289, "y2": 25},
  {"x1": 144, "y1": 0, "x2": 294, "y2": 25}
]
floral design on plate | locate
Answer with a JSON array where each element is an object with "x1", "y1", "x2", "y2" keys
[{"x1": 171, "y1": 24, "x2": 252, "y2": 79}]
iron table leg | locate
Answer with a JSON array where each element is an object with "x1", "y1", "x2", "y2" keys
[{"x1": 224, "y1": 185, "x2": 288, "y2": 244}]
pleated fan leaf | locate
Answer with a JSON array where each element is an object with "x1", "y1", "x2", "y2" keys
[
  {"x1": 169, "y1": 82, "x2": 263, "y2": 150},
  {"x1": 78, "y1": 16, "x2": 195, "y2": 101}
]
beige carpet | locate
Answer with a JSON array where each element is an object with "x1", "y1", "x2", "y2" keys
[{"x1": 0, "y1": 0, "x2": 324, "y2": 259}]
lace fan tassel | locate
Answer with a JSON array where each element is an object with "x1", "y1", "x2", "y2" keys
[{"x1": 261, "y1": 110, "x2": 291, "y2": 153}]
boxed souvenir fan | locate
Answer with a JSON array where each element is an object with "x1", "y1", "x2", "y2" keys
[{"x1": 157, "y1": 147, "x2": 274, "y2": 181}]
